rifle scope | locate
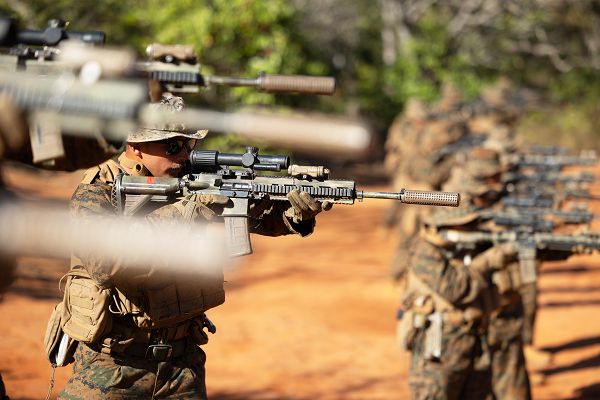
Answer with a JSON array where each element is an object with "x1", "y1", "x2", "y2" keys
[
  {"x1": 190, "y1": 147, "x2": 290, "y2": 172},
  {"x1": 0, "y1": 17, "x2": 105, "y2": 47}
]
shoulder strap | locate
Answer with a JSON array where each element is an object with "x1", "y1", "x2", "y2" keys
[
  {"x1": 81, "y1": 158, "x2": 123, "y2": 184},
  {"x1": 407, "y1": 269, "x2": 456, "y2": 313}
]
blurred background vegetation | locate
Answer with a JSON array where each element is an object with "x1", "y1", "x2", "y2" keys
[{"x1": 1, "y1": 0, "x2": 599, "y2": 153}]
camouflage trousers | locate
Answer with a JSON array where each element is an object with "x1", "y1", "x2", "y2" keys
[
  {"x1": 409, "y1": 325, "x2": 493, "y2": 400},
  {"x1": 519, "y1": 283, "x2": 538, "y2": 346},
  {"x1": 58, "y1": 342, "x2": 207, "y2": 399},
  {"x1": 488, "y1": 314, "x2": 531, "y2": 400}
]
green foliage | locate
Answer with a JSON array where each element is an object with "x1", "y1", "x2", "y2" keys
[{"x1": 2, "y1": 0, "x2": 599, "y2": 149}]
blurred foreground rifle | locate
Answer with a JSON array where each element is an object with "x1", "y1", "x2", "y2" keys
[
  {"x1": 441, "y1": 229, "x2": 600, "y2": 285},
  {"x1": 0, "y1": 68, "x2": 371, "y2": 157},
  {"x1": 0, "y1": 17, "x2": 105, "y2": 72},
  {"x1": 140, "y1": 43, "x2": 335, "y2": 96},
  {"x1": 113, "y1": 147, "x2": 460, "y2": 256}
]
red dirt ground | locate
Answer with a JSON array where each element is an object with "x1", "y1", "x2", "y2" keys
[{"x1": 1, "y1": 163, "x2": 600, "y2": 399}]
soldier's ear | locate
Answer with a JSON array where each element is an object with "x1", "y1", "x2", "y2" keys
[{"x1": 127, "y1": 142, "x2": 144, "y2": 159}]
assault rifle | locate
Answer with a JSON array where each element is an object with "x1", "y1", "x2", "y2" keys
[
  {"x1": 503, "y1": 191, "x2": 600, "y2": 207},
  {"x1": 483, "y1": 208, "x2": 595, "y2": 228},
  {"x1": 501, "y1": 195, "x2": 555, "y2": 209},
  {"x1": 441, "y1": 229, "x2": 600, "y2": 284},
  {"x1": 527, "y1": 144, "x2": 569, "y2": 156},
  {"x1": 113, "y1": 147, "x2": 460, "y2": 256},
  {"x1": 0, "y1": 17, "x2": 105, "y2": 72},
  {"x1": 502, "y1": 171, "x2": 595, "y2": 186},
  {"x1": 430, "y1": 134, "x2": 487, "y2": 164},
  {"x1": 0, "y1": 68, "x2": 372, "y2": 158},
  {"x1": 139, "y1": 43, "x2": 336, "y2": 95},
  {"x1": 507, "y1": 152, "x2": 597, "y2": 171}
]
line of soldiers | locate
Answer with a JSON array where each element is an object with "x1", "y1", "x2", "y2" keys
[{"x1": 385, "y1": 80, "x2": 598, "y2": 399}]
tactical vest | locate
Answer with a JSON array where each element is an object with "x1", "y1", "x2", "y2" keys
[{"x1": 62, "y1": 154, "x2": 225, "y2": 344}]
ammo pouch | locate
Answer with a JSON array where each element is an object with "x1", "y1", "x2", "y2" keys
[
  {"x1": 110, "y1": 278, "x2": 225, "y2": 330},
  {"x1": 61, "y1": 269, "x2": 113, "y2": 343}
]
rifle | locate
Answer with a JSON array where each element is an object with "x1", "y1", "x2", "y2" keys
[
  {"x1": 489, "y1": 208, "x2": 595, "y2": 227},
  {"x1": 429, "y1": 134, "x2": 487, "y2": 164},
  {"x1": 0, "y1": 68, "x2": 372, "y2": 157},
  {"x1": 527, "y1": 144, "x2": 569, "y2": 156},
  {"x1": 440, "y1": 229, "x2": 600, "y2": 284},
  {"x1": 0, "y1": 17, "x2": 105, "y2": 72},
  {"x1": 139, "y1": 43, "x2": 336, "y2": 95},
  {"x1": 507, "y1": 152, "x2": 597, "y2": 171},
  {"x1": 501, "y1": 195, "x2": 555, "y2": 209},
  {"x1": 113, "y1": 147, "x2": 461, "y2": 256},
  {"x1": 502, "y1": 171, "x2": 595, "y2": 186}
]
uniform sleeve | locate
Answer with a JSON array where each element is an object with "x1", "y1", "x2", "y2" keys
[
  {"x1": 248, "y1": 198, "x2": 315, "y2": 237},
  {"x1": 70, "y1": 183, "x2": 153, "y2": 289},
  {"x1": 409, "y1": 240, "x2": 475, "y2": 306}
]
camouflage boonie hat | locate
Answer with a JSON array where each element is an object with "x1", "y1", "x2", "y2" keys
[
  {"x1": 443, "y1": 148, "x2": 504, "y2": 197},
  {"x1": 443, "y1": 169, "x2": 498, "y2": 198},
  {"x1": 465, "y1": 147, "x2": 504, "y2": 178},
  {"x1": 127, "y1": 93, "x2": 208, "y2": 142}
]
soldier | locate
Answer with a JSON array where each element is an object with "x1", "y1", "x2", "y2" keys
[
  {"x1": 385, "y1": 86, "x2": 469, "y2": 281},
  {"x1": 399, "y1": 148, "x2": 531, "y2": 400},
  {"x1": 53, "y1": 94, "x2": 329, "y2": 399}
]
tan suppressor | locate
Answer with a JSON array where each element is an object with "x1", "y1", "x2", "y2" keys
[{"x1": 359, "y1": 190, "x2": 460, "y2": 207}]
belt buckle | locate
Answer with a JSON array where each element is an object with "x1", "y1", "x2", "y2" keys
[{"x1": 146, "y1": 344, "x2": 173, "y2": 362}]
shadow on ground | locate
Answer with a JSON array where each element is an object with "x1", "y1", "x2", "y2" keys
[
  {"x1": 542, "y1": 352, "x2": 600, "y2": 377},
  {"x1": 570, "y1": 382, "x2": 600, "y2": 400},
  {"x1": 542, "y1": 335, "x2": 600, "y2": 354}
]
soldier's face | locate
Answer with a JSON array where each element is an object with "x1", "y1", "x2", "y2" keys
[{"x1": 137, "y1": 138, "x2": 197, "y2": 177}]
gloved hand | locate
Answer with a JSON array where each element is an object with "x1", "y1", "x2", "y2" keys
[
  {"x1": 284, "y1": 189, "x2": 332, "y2": 223},
  {"x1": 471, "y1": 242, "x2": 517, "y2": 274}
]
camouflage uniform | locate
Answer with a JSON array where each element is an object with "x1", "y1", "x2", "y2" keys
[
  {"x1": 385, "y1": 86, "x2": 468, "y2": 280},
  {"x1": 401, "y1": 148, "x2": 531, "y2": 400},
  {"x1": 58, "y1": 152, "x2": 315, "y2": 399},
  {"x1": 401, "y1": 231, "x2": 493, "y2": 400},
  {"x1": 56, "y1": 95, "x2": 319, "y2": 399}
]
